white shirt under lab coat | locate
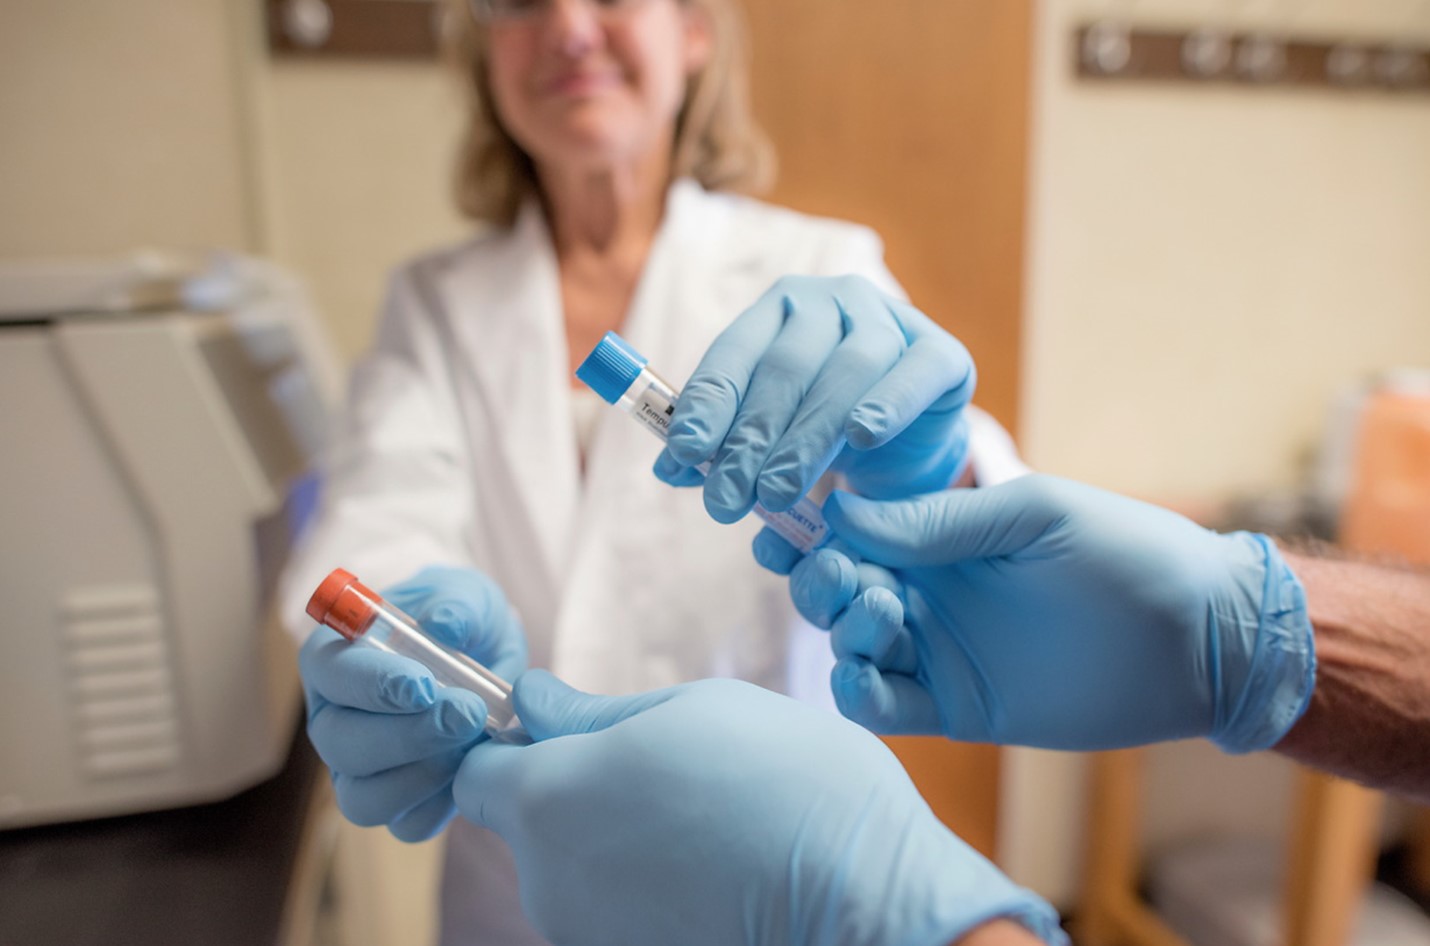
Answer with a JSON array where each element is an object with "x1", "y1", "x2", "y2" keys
[{"x1": 279, "y1": 179, "x2": 1026, "y2": 945}]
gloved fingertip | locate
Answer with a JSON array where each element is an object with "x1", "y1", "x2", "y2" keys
[
  {"x1": 821, "y1": 490, "x2": 875, "y2": 534},
  {"x1": 381, "y1": 674, "x2": 437, "y2": 711},
  {"x1": 830, "y1": 658, "x2": 879, "y2": 724},
  {"x1": 702, "y1": 485, "x2": 749, "y2": 525},
  {"x1": 652, "y1": 449, "x2": 685, "y2": 484},
  {"x1": 665, "y1": 424, "x2": 712, "y2": 466},
  {"x1": 437, "y1": 691, "x2": 488, "y2": 738},
  {"x1": 388, "y1": 794, "x2": 458, "y2": 843},
  {"x1": 852, "y1": 588, "x2": 908, "y2": 667},
  {"x1": 331, "y1": 778, "x2": 387, "y2": 828},
  {"x1": 512, "y1": 668, "x2": 562, "y2": 695},
  {"x1": 861, "y1": 584, "x2": 902, "y2": 619},
  {"x1": 510, "y1": 670, "x2": 572, "y2": 736},
  {"x1": 752, "y1": 528, "x2": 801, "y2": 575},
  {"x1": 790, "y1": 548, "x2": 859, "y2": 629},
  {"x1": 817, "y1": 547, "x2": 856, "y2": 591},
  {"x1": 423, "y1": 602, "x2": 468, "y2": 648},
  {"x1": 806, "y1": 545, "x2": 846, "y2": 588},
  {"x1": 388, "y1": 819, "x2": 445, "y2": 844},
  {"x1": 845, "y1": 408, "x2": 891, "y2": 450},
  {"x1": 754, "y1": 468, "x2": 802, "y2": 514},
  {"x1": 832, "y1": 656, "x2": 874, "y2": 692}
]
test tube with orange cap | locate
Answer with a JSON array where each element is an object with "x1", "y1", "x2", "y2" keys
[{"x1": 306, "y1": 568, "x2": 519, "y2": 733}]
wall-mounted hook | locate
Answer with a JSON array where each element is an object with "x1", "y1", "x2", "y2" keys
[
  {"x1": 1083, "y1": 20, "x2": 1134, "y2": 76},
  {"x1": 1076, "y1": 21, "x2": 1429, "y2": 96},
  {"x1": 1326, "y1": 44, "x2": 1374, "y2": 86},
  {"x1": 282, "y1": 0, "x2": 333, "y2": 50},
  {"x1": 1183, "y1": 28, "x2": 1235, "y2": 78},
  {"x1": 266, "y1": 0, "x2": 442, "y2": 59},
  {"x1": 1376, "y1": 45, "x2": 1430, "y2": 88},
  {"x1": 1236, "y1": 33, "x2": 1288, "y2": 82}
]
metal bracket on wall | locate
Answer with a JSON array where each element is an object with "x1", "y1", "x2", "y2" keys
[
  {"x1": 266, "y1": 0, "x2": 443, "y2": 59},
  {"x1": 1076, "y1": 23, "x2": 1430, "y2": 95}
]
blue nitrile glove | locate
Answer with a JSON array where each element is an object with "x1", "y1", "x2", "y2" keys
[
  {"x1": 653, "y1": 275, "x2": 974, "y2": 523},
  {"x1": 299, "y1": 565, "x2": 527, "y2": 841},
  {"x1": 787, "y1": 475, "x2": 1315, "y2": 754},
  {"x1": 453, "y1": 671, "x2": 1065, "y2": 946}
]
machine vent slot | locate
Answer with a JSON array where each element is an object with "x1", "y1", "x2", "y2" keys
[{"x1": 60, "y1": 584, "x2": 182, "y2": 780}]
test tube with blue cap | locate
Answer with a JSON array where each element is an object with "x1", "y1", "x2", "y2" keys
[{"x1": 577, "y1": 332, "x2": 829, "y2": 554}]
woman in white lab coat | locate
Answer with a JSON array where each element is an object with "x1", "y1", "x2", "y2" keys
[{"x1": 283, "y1": 0, "x2": 1025, "y2": 943}]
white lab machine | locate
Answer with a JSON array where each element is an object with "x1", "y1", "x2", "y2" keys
[{"x1": 0, "y1": 255, "x2": 340, "y2": 828}]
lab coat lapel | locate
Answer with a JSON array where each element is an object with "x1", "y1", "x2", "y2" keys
[
  {"x1": 443, "y1": 204, "x2": 580, "y2": 591},
  {"x1": 575, "y1": 180, "x2": 772, "y2": 514},
  {"x1": 555, "y1": 185, "x2": 694, "y2": 689},
  {"x1": 575, "y1": 181, "x2": 732, "y2": 509},
  {"x1": 555, "y1": 182, "x2": 772, "y2": 689},
  {"x1": 619, "y1": 180, "x2": 768, "y2": 385}
]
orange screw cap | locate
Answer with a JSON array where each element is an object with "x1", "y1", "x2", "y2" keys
[{"x1": 306, "y1": 568, "x2": 380, "y2": 640}]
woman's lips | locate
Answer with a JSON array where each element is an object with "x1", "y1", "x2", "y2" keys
[{"x1": 546, "y1": 70, "x2": 620, "y2": 96}]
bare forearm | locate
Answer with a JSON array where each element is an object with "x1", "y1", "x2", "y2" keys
[{"x1": 1274, "y1": 547, "x2": 1430, "y2": 799}]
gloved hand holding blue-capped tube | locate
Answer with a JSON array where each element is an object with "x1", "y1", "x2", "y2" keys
[
  {"x1": 299, "y1": 565, "x2": 527, "y2": 841},
  {"x1": 452, "y1": 671, "x2": 1066, "y2": 946},
  {"x1": 577, "y1": 330, "x2": 831, "y2": 552},
  {"x1": 785, "y1": 475, "x2": 1316, "y2": 753},
  {"x1": 651, "y1": 275, "x2": 976, "y2": 525}
]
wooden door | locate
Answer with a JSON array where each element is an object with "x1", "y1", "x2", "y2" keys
[{"x1": 741, "y1": 0, "x2": 1034, "y2": 857}]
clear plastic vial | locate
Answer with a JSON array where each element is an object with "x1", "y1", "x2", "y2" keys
[
  {"x1": 306, "y1": 568, "x2": 519, "y2": 734},
  {"x1": 576, "y1": 332, "x2": 829, "y2": 554}
]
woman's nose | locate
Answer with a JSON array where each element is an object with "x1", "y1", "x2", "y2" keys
[{"x1": 543, "y1": 0, "x2": 603, "y2": 56}]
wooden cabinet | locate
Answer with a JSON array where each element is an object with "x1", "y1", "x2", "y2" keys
[{"x1": 742, "y1": 0, "x2": 1034, "y2": 857}]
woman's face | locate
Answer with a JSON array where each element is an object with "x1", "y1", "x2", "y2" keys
[{"x1": 484, "y1": 0, "x2": 712, "y2": 176}]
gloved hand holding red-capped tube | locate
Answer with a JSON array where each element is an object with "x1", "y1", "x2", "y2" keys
[{"x1": 299, "y1": 565, "x2": 527, "y2": 841}]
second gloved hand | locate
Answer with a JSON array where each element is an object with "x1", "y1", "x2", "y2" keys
[
  {"x1": 300, "y1": 564, "x2": 527, "y2": 841},
  {"x1": 654, "y1": 275, "x2": 974, "y2": 522},
  {"x1": 453, "y1": 671, "x2": 1065, "y2": 946},
  {"x1": 789, "y1": 475, "x2": 1315, "y2": 753}
]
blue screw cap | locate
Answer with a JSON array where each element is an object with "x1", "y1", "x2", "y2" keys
[{"x1": 575, "y1": 331, "x2": 648, "y2": 404}]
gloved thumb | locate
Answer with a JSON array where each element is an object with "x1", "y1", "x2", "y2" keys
[
  {"x1": 823, "y1": 479, "x2": 1054, "y2": 567},
  {"x1": 513, "y1": 670, "x2": 677, "y2": 742}
]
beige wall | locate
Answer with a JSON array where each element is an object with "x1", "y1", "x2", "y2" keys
[
  {"x1": 253, "y1": 59, "x2": 470, "y2": 360},
  {"x1": 1001, "y1": 0, "x2": 1430, "y2": 906},
  {"x1": 0, "y1": 1, "x2": 468, "y2": 363},
  {"x1": 1021, "y1": 0, "x2": 1430, "y2": 500},
  {"x1": 0, "y1": 0, "x2": 254, "y2": 256}
]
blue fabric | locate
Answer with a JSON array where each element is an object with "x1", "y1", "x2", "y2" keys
[
  {"x1": 454, "y1": 671, "x2": 1067, "y2": 946},
  {"x1": 785, "y1": 475, "x2": 1315, "y2": 752}
]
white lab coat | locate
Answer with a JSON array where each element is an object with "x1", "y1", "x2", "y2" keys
[{"x1": 279, "y1": 179, "x2": 1026, "y2": 945}]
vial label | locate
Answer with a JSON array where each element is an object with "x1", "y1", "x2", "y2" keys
[
  {"x1": 755, "y1": 497, "x2": 828, "y2": 553},
  {"x1": 633, "y1": 385, "x2": 676, "y2": 440}
]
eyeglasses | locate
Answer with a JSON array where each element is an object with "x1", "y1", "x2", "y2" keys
[{"x1": 469, "y1": 0, "x2": 652, "y2": 23}]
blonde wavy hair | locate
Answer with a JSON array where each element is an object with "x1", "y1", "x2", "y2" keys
[{"x1": 445, "y1": 0, "x2": 774, "y2": 228}]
